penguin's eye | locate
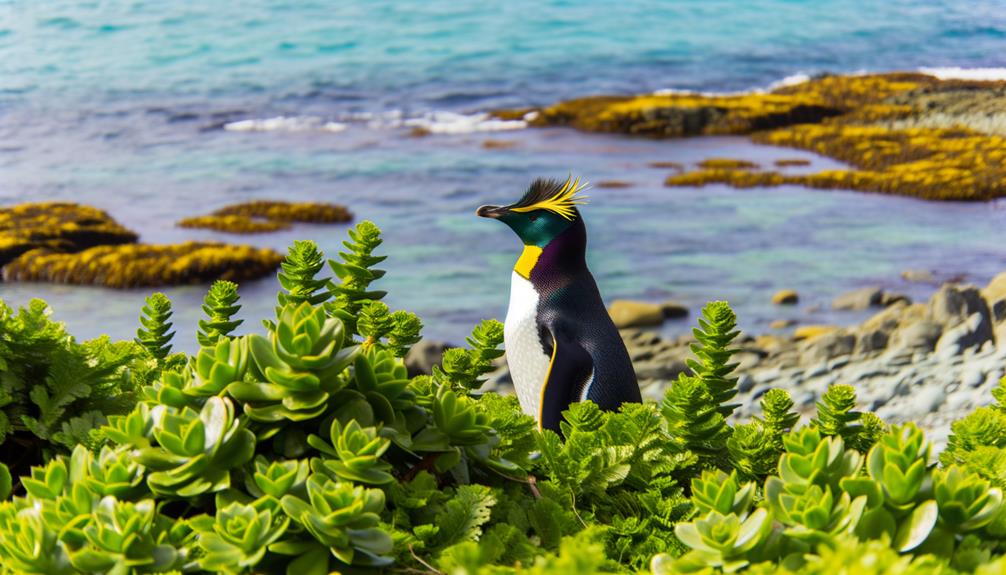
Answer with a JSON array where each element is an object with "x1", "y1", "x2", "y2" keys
[{"x1": 528, "y1": 214, "x2": 538, "y2": 222}]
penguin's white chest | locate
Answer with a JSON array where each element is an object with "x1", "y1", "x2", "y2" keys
[{"x1": 504, "y1": 272, "x2": 552, "y2": 418}]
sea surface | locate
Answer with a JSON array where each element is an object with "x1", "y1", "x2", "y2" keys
[{"x1": 2, "y1": 1, "x2": 1006, "y2": 350}]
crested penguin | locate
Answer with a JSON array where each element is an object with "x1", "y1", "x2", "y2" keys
[{"x1": 477, "y1": 175, "x2": 641, "y2": 431}]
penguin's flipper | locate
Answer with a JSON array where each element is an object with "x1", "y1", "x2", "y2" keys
[{"x1": 539, "y1": 329, "x2": 594, "y2": 432}]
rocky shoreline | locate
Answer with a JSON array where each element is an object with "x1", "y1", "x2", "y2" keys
[{"x1": 408, "y1": 272, "x2": 1006, "y2": 447}]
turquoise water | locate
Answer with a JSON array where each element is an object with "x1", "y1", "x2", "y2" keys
[{"x1": 1, "y1": 1, "x2": 1005, "y2": 349}]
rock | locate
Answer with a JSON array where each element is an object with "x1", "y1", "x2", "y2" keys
[
  {"x1": 855, "y1": 328, "x2": 890, "y2": 355},
  {"x1": 831, "y1": 287, "x2": 884, "y2": 310},
  {"x1": 888, "y1": 320, "x2": 942, "y2": 355},
  {"x1": 928, "y1": 284, "x2": 990, "y2": 329},
  {"x1": 881, "y1": 292, "x2": 911, "y2": 307},
  {"x1": 794, "y1": 325, "x2": 839, "y2": 341},
  {"x1": 769, "y1": 319, "x2": 796, "y2": 329},
  {"x1": 800, "y1": 330, "x2": 856, "y2": 363},
  {"x1": 0, "y1": 202, "x2": 139, "y2": 267},
  {"x1": 772, "y1": 290, "x2": 799, "y2": 305},
  {"x1": 737, "y1": 374, "x2": 755, "y2": 393},
  {"x1": 935, "y1": 311, "x2": 994, "y2": 357},
  {"x1": 660, "y1": 300, "x2": 689, "y2": 319},
  {"x1": 902, "y1": 269, "x2": 935, "y2": 283},
  {"x1": 984, "y1": 272, "x2": 1006, "y2": 322},
  {"x1": 405, "y1": 339, "x2": 451, "y2": 377},
  {"x1": 634, "y1": 359, "x2": 688, "y2": 381},
  {"x1": 911, "y1": 384, "x2": 946, "y2": 414},
  {"x1": 609, "y1": 300, "x2": 665, "y2": 328},
  {"x1": 861, "y1": 302, "x2": 907, "y2": 333},
  {"x1": 960, "y1": 367, "x2": 985, "y2": 388}
]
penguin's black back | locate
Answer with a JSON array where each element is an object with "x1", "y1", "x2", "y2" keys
[{"x1": 528, "y1": 217, "x2": 641, "y2": 411}]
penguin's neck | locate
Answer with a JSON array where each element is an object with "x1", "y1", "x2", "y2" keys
[{"x1": 513, "y1": 218, "x2": 587, "y2": 285}]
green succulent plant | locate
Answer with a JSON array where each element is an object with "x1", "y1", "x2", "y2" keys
[
  {"x1": 230, "y1": 302, "x2": 358, "y2": 422},
  {"x1": 192, "y1": 498, "x2": 289, "y2": 573},
  {"x1": 197, "y1": 280, "x2": 244, "y2": 348},
  {"x1": 66, "y1": 497, "x2": 186, "y2": 574},
  {"x1": 248, "y1": 456, "x2": 311, "y2": 500},
  {"x1": 0, "y1": 503, "x2": 74, "y2": 575},
  {"x1": 328, "y1": 221, "x2": 388, "y2": 336},
  {"x1": 279, "y1": 474, "x2": 394, "y2": 568},
  {"x1": 934, "y1": 465, "x2": 1003, "y2": 533},
  {"x1": 135, "y1": 292, "x2": 174, "y2": 362},
  {"x1": 135, "y1": 397, "x2": 255, "y2": 497},
  {"x1": 77, "y1": 444, "x2": 145, "y2": 499},
  {"x1": 765, "y1": 482, "x2": 866, "y2": 543},
  {"x1": 671, "y1": 508, "x2": 774, "y2": 573},
  {"x1": 691, "y1": 470, "x2": 757, "y2": 518},
  {"x1": 309, "y1": 419, "x2": 395, "y2": 485},
  {"x1": 867, "y1": 423, "x2": 932, "y2": 513},
  {"x1": 776, "y1": 427, "x2": 862, "y2": 494}
]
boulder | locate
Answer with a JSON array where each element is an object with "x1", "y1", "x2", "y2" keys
[
  {"x1": 772, "y1": 290, "x2": 799, "y2": 305},
  {"x1": 855, "y1": 328, "x2": 890, "y2": 355},
  {"x1": 404, "y1": 339, "x2": 451, "y2": 377},
  {"x1": 634, "y1": 359, "x2": 688, "y2": 381},
  {"x1": 984, "y1": 272, "x2": 1006, "y2": 322},
  {"x1": 861, "y1": 302, "x2": 908, "y2": 333},
  {"x1": 800, "y1": 329, "x2": 856, "y2": 363},
  {"x1": 769, "y1": 319, "x2": 796, "y2": 329},
  {"x1": 832, "y1": 287, "x2": 884, "y2": 310},
  {"x1": 934, "y1": 311, "x2": 994, "y2": 357},
  {"x1": 889, "y1": 320, "x2": 943, "y2": 354},
  {"x1": 660, "y1": 300, "x2": 689, "y2": 319},
  {"x1": 609, "y1": 300, "x2": 665, "y2": 328},
  {"x1": 928, "y1": 283, "x2": 990, "y2": 329}
]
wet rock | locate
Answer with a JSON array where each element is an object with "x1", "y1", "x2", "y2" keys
[
  {"x1": 855, "y1": 328, "x2": 890, "y2": 355},
  {"x1": 0, "y1": 202, "x2": 139, "y2": 267},
  {"x1": 832, "y1": 287, "x2": 885, "y2": 310},
  {"x1": 984, "y1": 272, "x2": 1006, "y2": 322},
  {"x1": 769, "y1": 319, "x2": 797, "y2": 329},
  {"x1": 609, "y1": 300, "x2": 665, "y2": 328},
  {"x1": 660, "y1": 300, "x2": 689, "y2": 319},
  {"x1": 405, "y1": 339, "x2": 451, "y2": 377},
  {"x1": 772, "y1": 289, "x2": 799, "y2": 305}
]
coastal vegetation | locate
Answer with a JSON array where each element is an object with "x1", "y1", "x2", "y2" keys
[
  {"x1": 499, "y1": 72, "x2": 1006, "y2": 201},
  {"x1": 2, "y1": 223, "x2": 1006, "y2": 574}
]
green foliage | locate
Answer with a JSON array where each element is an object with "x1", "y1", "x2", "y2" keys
[
  {"x1": 4, "y1": 227, "x2": 1006, "y2": 575},
  {"x1": 135, "y1": 292, "x2": 174, "y2": 361},
  {"x1": 0, "y1": 298, "x2": 147, "y2": 481},
  {"x1": 197, "y1": 280, "x2": 243, "y2": 348}
]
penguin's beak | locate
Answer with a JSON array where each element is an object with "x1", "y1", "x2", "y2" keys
[{"x1": 476, "y1": 205, "x2": 507, "y2": 219}]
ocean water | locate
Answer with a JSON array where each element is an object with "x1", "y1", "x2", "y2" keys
[{"x1": 1, "y1": 0, "x2": 1006, "y2": 349}]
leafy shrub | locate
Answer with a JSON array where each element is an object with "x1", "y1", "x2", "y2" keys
[{"x1": 2, "y1": 221, "x2": 1006, "y2": 574}]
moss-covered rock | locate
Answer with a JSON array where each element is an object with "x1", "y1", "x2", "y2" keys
[
  {"x1": 178, "y1": 201, "x2": 354, "y2": 234},
  {"x1": 696, "y1": 158, "x2": 759, "y2": 170},
  {"x1": 0, "y1": 202, "x2": 138, "y2": 266},
  {"x1": 213, "y1": 200, "x2": 352, "y2": 223},
  {"x1": 177, "y1": 215, "x2": 291, "y2": 234},
  {"x1": 3, "y1": 242, "x2": 283, "y2": 288}
]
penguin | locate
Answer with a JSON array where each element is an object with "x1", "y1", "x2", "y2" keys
[{"x1": 477, "y1": 175, "x2": 641, "y2": 432}]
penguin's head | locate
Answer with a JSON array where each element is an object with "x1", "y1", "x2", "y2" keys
[{"x1": 476, "y1": 175, "x2": 588, "y2": 247}]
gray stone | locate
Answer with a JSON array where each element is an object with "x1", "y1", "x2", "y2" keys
[
  {"x1": 800, "y1": 330, "x2": 856, "y2": 363},
  {"x1": 935, "y1": 311, "x2": 994, "y2": 358},
  {"x1": 889, "y1": 320, "x2": 943, "y2": 354},
  {"x1": 911, "y1": 384, "x2": 946, "y2": 414},
  {"x1": 610, "y1": 300, "x2": 665, "y2": 328},
  {"x1": 855, "y1": 328, "x2": 890, "y2": 355},
  {"x1": 928, "y1": 284, "x2": 990, "y2": 329},
  {"x1": 737, "y1": 373, "x2": 755, "y2": 393},
  {"x1": 634, "y1": 359, "x2": 688, "y2": 381},
  {"x1": 881, "y1": 292, "x2": 911, "y2": 307},
  {"x1": 961, "y1": 367, "x2": 985, "y2": 388},
  {"x1": 832, "y1": 287, "x2": 884, "y2": 310},
  {"x1": 404, "y1": 339, "x2": 451, "y2": 377}
]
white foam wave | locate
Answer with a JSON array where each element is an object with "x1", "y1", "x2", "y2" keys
[
  {"x1": 919, "y1": 67, "x2": 1006, "y2": 81},
  {"x1": 223, "y1": 116, "x2": 348, "y2": 133},
  {"x1": 401, "y1": 111, "x2": 526, "y2": 134}
]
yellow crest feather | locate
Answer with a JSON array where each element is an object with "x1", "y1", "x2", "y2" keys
[{"x1": 510, "y1": 174, "x2": 589, "y2": 220}]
